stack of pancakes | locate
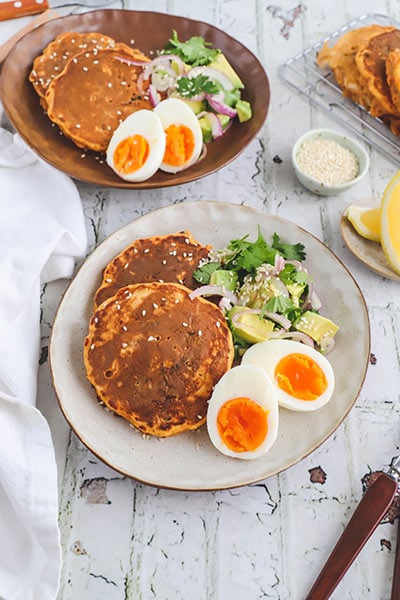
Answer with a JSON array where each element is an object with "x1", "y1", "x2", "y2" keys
[
  {"x1": 317, "y1": 25, "x2": 400, "y2": 135},
  {"x1": 84, "y1": 232, "x2": 234, "y2": 437},
  {"x1": 29, "y1": 31, "x2": 152, "y2": 151}
]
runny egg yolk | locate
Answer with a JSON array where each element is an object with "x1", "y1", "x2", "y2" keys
[
  {"x1": 217, "y1": 397, "x2": 268, "y2": 453},
  {"x1": 275, "y1": 353, "x2": 328, "y2": 401},
  {"x1": 113, "y1": 134, "x2": 149, "y2": 174},
  {"x1": 163, "y1": 124, "x2": 195, "y2": 167}
]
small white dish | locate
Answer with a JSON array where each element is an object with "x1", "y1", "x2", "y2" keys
[{"x1": 292, "y1": 128, "x2": 370, "y2": 196}]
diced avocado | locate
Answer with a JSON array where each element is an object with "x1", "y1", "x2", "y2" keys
[
  {"x1": 182, "y1": 98, "x2": 206, "y2": 114},
  {"x1": 228, "y1": 306, "x2": 274, "y2": 344},
  {"x1": 210, "y1": 269, "x2": 238, "y2": 291},
  {"x1": 286, "y1": 283, "x2": 305, "y2": 307},
  {"x1": 295, "y1": 311, "x2": 339, "y2": 344},
  {"x1": 236, "y1": 100, "x2": 252, "y2": 123},
  {"x1": 217, "y1": 113, "x2": 231, "y2": 130},
  {"x1": 198, "y1": 116, "x2": 213, "y2": 143},
  {"x1": 209, "y1": 53, "x2": 244, "y2": 89}
]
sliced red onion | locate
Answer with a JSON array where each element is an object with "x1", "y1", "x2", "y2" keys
[
  {"x1": 151, "y1": 65, "x2": 178, "y2": 92},
  {"x1": 148, "y1": 84, "x2": 161, "y2": 107},
  {"x1": 206, "y1": 92, "x2": 237, "y2": 117},
  {"x1": 188, "y1": 66, "x2": 234, "y2": 90},
  {"x1": 273, "y1": 254, "x2": 286, "y2": 275},
  {"x1": 262, "y1": 311, "x2": 291, "y2": 330},
  {"x1": 113, "y1": 55, "x2": 149, "y2": 67},
  {"x1": 189, "y1": 285, "x2": 237, "y2": 304},
  {"x1": 151, "y1": 54, "x2": 186, "y2": 74},
  {"x1": 196, "y1": 142, "x2": 208, "y2": 164},
  {"x1": 197, "y1": 111, "x2": 223, "y2": 139},
  {"x1": 230, "y1": 307, "x2": 291, "y2": 331},
  {"x1": 319, "y1": 335, "x2": 335, "y2": 355},
  {"x1": 269, "y1": 330, "x2": 315, "y2": 347}
]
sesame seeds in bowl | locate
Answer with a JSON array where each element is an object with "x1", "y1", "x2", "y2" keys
[{"x1": 292, "y1": 129, "x2": 369, "y2": 196}]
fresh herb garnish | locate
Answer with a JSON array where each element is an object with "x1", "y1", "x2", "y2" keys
[
  {"x1": 271, "y1": 232, "x2": 306, "y2": 261},
  {"x1": 162, "y1": 30, "x2": 220, "y2": 66},
  {"x1": 176, "y1": 74, "x2": 220, "y2": 98},
  {"x1": 193, "y1": 261, "x2": 220, "y2": 284}
]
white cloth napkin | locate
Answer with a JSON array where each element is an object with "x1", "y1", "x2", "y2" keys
[{"x1": 0, "y1": 126, "x2": 87, "y2": 599}]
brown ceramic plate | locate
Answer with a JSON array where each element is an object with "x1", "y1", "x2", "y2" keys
[
  {"x1": 0, "y1": 9, "x2": 269, "y2": 189},
  {"x1": 341, "y1": 198, "x2": 400, "y2": 282}
]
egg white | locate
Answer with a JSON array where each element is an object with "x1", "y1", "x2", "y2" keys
[
  {"x1": 154, "y1": 98, "x2": 203, "y2": 173},
  {"x1": 207, "y1": 364, "x2": 279, "y2": 460},
  {"x1": 106, "y1": 109, "x2": 166, "y2": 182},
  {"x1": 242, "y1": 339, "x2": 335, "y2": 411}
]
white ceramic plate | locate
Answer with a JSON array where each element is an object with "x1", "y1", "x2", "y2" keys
[
  {"x1": 341, "y1": 198, "x2": 400, "y2": 282},
  {"x1": 50, "y1": 201, "x2": 370, "y2": 490}
]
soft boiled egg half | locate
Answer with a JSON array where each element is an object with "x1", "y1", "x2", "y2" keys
[
  {"x1": 154, "y1": 97, "x2": 203, "y2": 173},
  {"x1": 207, "y1": 364, "x2": 279, "y2": 460},
  {"x1": 106, "y1": 98, "x2": 203, "y2": 180},
  {"x1": 242, "y1": 339, "x2": 335, "y2": 411},
  {"x1": 106, "y1": 109, "x2": 166, "y2": 182}
]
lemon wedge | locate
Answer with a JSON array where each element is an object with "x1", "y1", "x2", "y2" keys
[
  {"x1": 344, "y1": 204, "x2": 381, "y2": 242},
  {"x1": 380, "y1": 170, "x2": 400, "y2": 275}
]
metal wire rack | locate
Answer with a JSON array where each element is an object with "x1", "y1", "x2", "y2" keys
[{"x1": 279, "y1": 13, "x2": 400, "y2": 166}]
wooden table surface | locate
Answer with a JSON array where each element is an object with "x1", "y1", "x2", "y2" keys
[{"x1": 2, "y1": 0, "x2": 400, "y2": 598}]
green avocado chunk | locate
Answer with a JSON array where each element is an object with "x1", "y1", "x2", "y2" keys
[
  {"x1": 295, "y1": 311, "x2": 339, "y2": 343},
  {"x1": 228, "y1": 306, "x2": 274, "y2": 344}
]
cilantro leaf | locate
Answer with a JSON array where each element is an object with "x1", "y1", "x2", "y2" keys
[
  {"x1": 271, "y1": 233, "x2": 306, "y2": 261},
  {"x1": 162, "y1": 31, "x2": 220, "y2": 66},
  {"x1": 261, "y1": 296, "x2": 295, "y2": 315},
  {"x1": 193, "y1": 261, "x2": 221, "y2": 284},
  {"x1": 225, "y1": 229, "x2": 277, "y2": 274},
  {"x1": 176, "y1": 74, "x2": 220, "y2": 98},
  {"x1": 279, "y1": 264, "x2": 309, "y2": 286}
]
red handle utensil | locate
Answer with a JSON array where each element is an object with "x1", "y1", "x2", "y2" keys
[
  {"x1": 305, "y1": 456, "x2": 400, "y2": 600},
  {"x1": 0, "y1": 1, "x2": 50, "y2": 21}
]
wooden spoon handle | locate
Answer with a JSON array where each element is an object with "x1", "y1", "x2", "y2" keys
[
  {"x1": 305, "y1": 473, "x2": 398, "y2": 600},
  {"x1": 0, "y1": 0, "x2": 50, "y2": 21}
]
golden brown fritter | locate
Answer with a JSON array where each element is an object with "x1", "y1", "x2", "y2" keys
[
  {"x1": 355, "y1": 28, "x2": 400, "y2": 116},
  {"x1": 45, "y1": 42, "x2": 152, "y2": 151},
  {"x1": 94, "y1": 231, "x2": 211, "y2": 308},
  {"x1": 84, "y1": 282, "x2": 234, "y2": 437},
  {"x1": 29, "y1": 31, "x2": 116, "y2": 107}
]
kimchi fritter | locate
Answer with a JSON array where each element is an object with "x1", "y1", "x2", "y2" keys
[
  {"x1": 84, "y1": 282, "x2": 234, "y2": 437},
  {"x1": 94, "y1": 231, "x2": 211, "y2": 308}
]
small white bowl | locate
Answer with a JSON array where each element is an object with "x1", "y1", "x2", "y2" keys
[{"x1": 292, "y1": 128, "x2": 370, "y2": 196}]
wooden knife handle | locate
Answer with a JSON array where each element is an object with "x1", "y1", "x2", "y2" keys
[
  {"x1": 391, "y1": 517, "x2": 400, "y2": 600},
  {"x1": 0, "y1": 0, "x2": 50, "y2": 21},
  {"x1": 305, "y1": 473, "x2": 398, "y2": 600}
]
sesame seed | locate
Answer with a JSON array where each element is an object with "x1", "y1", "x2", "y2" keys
[
  {"x1": 106, "y1": 278, "x2": 112, "y2": 283},
  {"x1": 185, "y1": 238, "x2": 190, "y2": 244},
  {"x1": 122, "y1": 342, "x2": 128, "y2": 348},
  {"x1": 182, "y1": 322, "x2": 189, "y2": 327},
  {"x1": 124, "y1": 262, "x2": 129, "y2": 269},
  {"x1": 82, "y1": 66, "x2": 88, "y2": 72},
  {"x1": 216, "y1": 321, "x2": 221, "y2": 328},
  {"x1": 144, "y1": 248, "x2": 150, "y2": 253},
  {"x1": 90, "y1": 343, "x2": 95, "y2": 350},
  {"x1": 107, "y1": 82, "x2": 112, "y2": 88},
  {"x1": 198, "y1": 330, "x2": 202, "y2": 336},
  {"x1": 295, "y1": 138, "x2": 359, "y2": 186},
  {"x1": 197, "y1": 415, "x2": 203, "y2": 419},
  {"x1": 153, "y1": 303, "x2": 159, "y2": 309},
  {"x1": 142, "y1": 309, "x2": 146, "y2": 316},
  {"x1": 162, "y1": 259, "x2": 167, "y2": 265},
  {"x1": 75, "y1": 124, "x2": 81, "y2": 128},
  {"x1": 148, "y1": 335, "x2": 157, "y2": 341},
  {"x1": 122, "y1": 325, "x2": 128, "y2": 331},
  {"x1": 174, "y1": 299, "x2": 180, "y2": 304},
  {"x1": 116, "y1": 304, "x2": 121, "y2": 310}
]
